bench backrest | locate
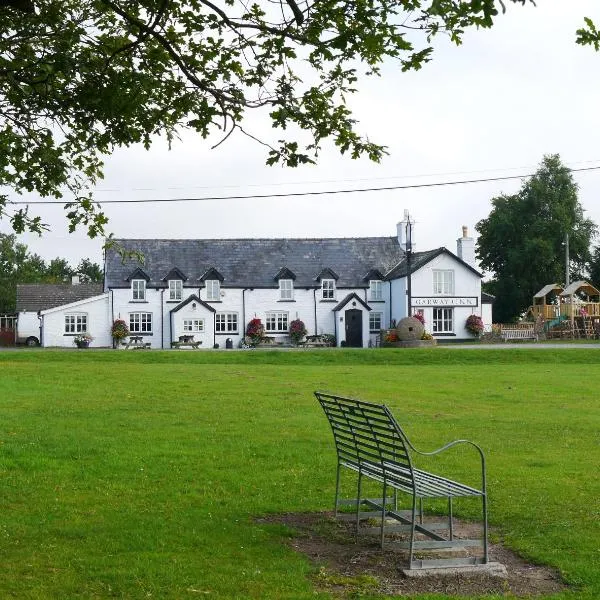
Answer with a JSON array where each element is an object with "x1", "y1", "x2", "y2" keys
[{"x1": 315, "y1": 391, "x2": 415, "y2": 489}]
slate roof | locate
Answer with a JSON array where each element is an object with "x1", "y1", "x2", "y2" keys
[
  {"x1": 105, "y1": 238, "x2": 408, "y2": 289},
  {"x1": 384, "y1": 248, "x2": 482, "y2": 279},
  {"x1": 16, "y1": 284, "x2": 104, "y2": 312}
]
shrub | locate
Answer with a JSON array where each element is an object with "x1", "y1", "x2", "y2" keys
[
  {"x1": 466, "y1": 314, "x2": 484, "y2": 336},
  {"x1": 289, "y1": 319, "x2": 307, "y2": 345},
  {"x1": 246, "y1": 318, "x2": 265, "y2": 345},
  {"x1": 111, "y1": 319, "x2": 129, "y2": 342}
]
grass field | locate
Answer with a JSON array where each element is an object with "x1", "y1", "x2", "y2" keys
[{"x1": 0, "y1": 348, "x2": 598, "y2": 599}]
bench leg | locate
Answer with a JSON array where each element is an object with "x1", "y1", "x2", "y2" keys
[
  {"x1": 409, "y1": 495, "x2": 418, "y2": 568},
  {"x1": 482, "y1": 493, "x2": 489, "y2": 563},
  {"x1": 380, "y1": 481, "x2": 388, "y2": 548},
  {"x1": 334, "y1": 464, "x2": 341, "y2": 518},
  {"x1": 355, "y1": 471, "x2": 363, "y2": 542},
  {"x1": 448, "y1": 497, "x2": 454, "y2": 541}
]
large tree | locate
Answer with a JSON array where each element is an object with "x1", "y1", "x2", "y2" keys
[
  {"x1": 0, "y1": 0, "x2": 550, "y2": 237},
  {"x1": 476, "y1": 155, "x2": 597, "y2": 323}
]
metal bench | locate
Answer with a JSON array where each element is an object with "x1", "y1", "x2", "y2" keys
[
  {"x1": 315, "y1": 391, "x2": 488, "y2": 570},
  {"x1": 501, "y1": 327, "x2": 537, "y2": 342}
]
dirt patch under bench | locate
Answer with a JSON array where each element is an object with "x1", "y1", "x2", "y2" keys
[{"x1": 257, "y1": 512, "x2": 569, "y2": 597}]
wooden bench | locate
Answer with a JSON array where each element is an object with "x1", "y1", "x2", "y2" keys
[
  {"x1": 501, "y1": 327, "x2": 537, "y2": 342},
  {"x1": 300, "y1": 335, "x2": 330, "y2": 348},
  {"x1": 124, "y1": 336, "x2": 151, "y2": 349},
  {"x1": 315, "y1": 392, "x2": 488, "y2": 570},
  {"x1": 171, "y1": 335, "x2": 202, "y2": 349}
]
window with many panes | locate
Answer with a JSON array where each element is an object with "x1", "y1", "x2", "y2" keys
[
  {"x1": 369, "y1": 280, "x2": 383, "y2": 301},
  {"x1": 65, "y1": 313, "x2": 87, "y2": 333},
  {"x1": 169, "y1": 280, "x2": 182, "y2": 301},
  {"x1": 132, "y1": 279, "x2": 146, "y2": 300},
  {"x1": 215, "y1": 312, "x2": 238, "y2": 333},
  {"x1": 129, "y1": 312, "x2": 152, "y2": 333},
  {"x1": 206, "y1": 280, "x2": 220, "y2": 301},
  {"x1": 369, "y1": 312, "x2": 383, "y2": 332},
  {"x1": 279, "y1": 279, "x2": 293, "y2": 300},
  {"x1": 321, "y1": 279, "x2": 335, "y2": 300},
  {"x1": 183, "y1": 319, "x2": 204, "y2": 332},
  {"x1": 265, "y1": 311, "x2": 289, "y2": 332},
  {"x1": 432, "y1": 308, "x2": 453, "y2": 333},
  {"x1": 433, "y1": 270, "x2": 454, "y2": 295}
]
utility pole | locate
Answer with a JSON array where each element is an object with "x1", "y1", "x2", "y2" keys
[
  {"x1": 565, "y1": 232, "x2": 570, "y2": 287},
  {"x1": 406, "y1": 213, "x2": 413, "y2": 317}
]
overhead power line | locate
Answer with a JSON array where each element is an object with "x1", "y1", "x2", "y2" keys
[{"x1": 8, "y1": 164, "x2": 600, "y2": 206}]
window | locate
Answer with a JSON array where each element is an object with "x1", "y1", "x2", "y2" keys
[
  {"x1": 206, "y1": 280, "x2": 220, "y2": 301},
  {"x1": 130, "y1": 312, "x2": 152, "y2": 333},
  {"x1": 433, "y1": 270, "x2": 454, "y2": 295},
  {"x1": 169, "y1": 280, "x2": 182, "y2": 301},
  {"x1": 265, "y1": 311, "x2": 289, "y2": 332},
  {"x1": 432, "y1": 308, "x2": 453, "y2": 333},
  {"x1": 132, "y1": 279, "x2": 146, "y2": 300},
  {"x1": 279, "y1": 279, "x2": 293, "y2": 300},
  {"x1": 65, "y1": 313, "x2": 87, "y2": 333},
  {"x1": 369, "y1": 312, "x2": 383, "y2": 332},
  {"x1": 369, "y1": 280, "x2": 383, "y2": 301},
  {"x1": 216, "y1": 312, "x2": 238, "y2": 333},
  {"x1": 321, "y1": 279, "x2": 335, "y2": 300},
  {"x1": 183, "y1": 319, "x2": 204, "y2": 332}
]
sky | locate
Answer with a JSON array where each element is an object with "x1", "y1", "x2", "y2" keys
[{"x1": 4, "y1": 1, "x2": 600, "y2": 272}]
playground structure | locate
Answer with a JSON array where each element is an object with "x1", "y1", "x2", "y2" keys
[{"x1": 528, "y1": 281, "x2": 600, "y2": 339}]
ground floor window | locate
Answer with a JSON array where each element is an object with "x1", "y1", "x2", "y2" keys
[
  {"x1": 369, "y1": 312, "x2": 383, "y2": 332},
  {"x1": 130, "y1": 312, "x2": 152, "y2": 333},
  {"x1": 432, "y1": 308, "x2": 453, "y2": 333},
  {"x1": 65, "y1": 313, "x2": 87, "y2": 333},
  {"x1": 265, "y1": 311, "x2": 289, "y2": 332},
  {"x1": 216, "y1": 312, "x2": 238, "y2": 333},
  {"x1": 183, "y1": 319, "x2": 204, "y2": 332}
]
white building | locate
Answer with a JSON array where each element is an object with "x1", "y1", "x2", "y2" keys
[{"x1": 22, "y1": 218, "x2": 488, "y2": 348}]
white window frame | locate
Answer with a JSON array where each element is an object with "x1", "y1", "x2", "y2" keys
[
  {"x1": 206, "y1": 279, "x2": 221, "y2": 301},
  {"x1": 183, "y1": 318, "x2": 204, "y2": 332},
  {"x1": 369, "y1": 280, "x2": 383, "y2": 301},
  {"x1": 65, "y1": 313, "x2": 87, "y2": 334},
  {"x1": 433, "y1": 270, "x2": 455, "y2": 295},
  {"x1": 279, "y1": 279, "x2": 294, "y2": 300},
  {"x1": 265, "y1": 311, "x2": 289, "y2": 333},
  {"x1": 369, "y1": 312, "x2": 383, "y2": 332},
  {"x1": 169, "y1": 279, "x2": 183, "y2": 301},
  {"x1": 129, "y1": 312, "x2": 152, "y2": 333},
  {"x1": 215, "y1": 312, "x2": 238, "y2": 333},
  {"x1": 432, "y1": 308, "x2": 453, "y2": 333},
  {"x1": 321, "y1": 279, "x2": 336, "y2": 300},
  {"x1": 132, "y1": 279, "x2": 146, "y2": 301}
]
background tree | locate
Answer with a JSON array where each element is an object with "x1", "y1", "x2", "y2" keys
[
  {"x1": 476, "y1": 155, "x2": 597, "y2": 323},
  {"x1": 0, "y1": 0, "x2": 544, "y2": 237},
  {"x1": 45, "y1": 258, "x2": 74, "y2": 283},
  {"x1": 77, "y1": 258, "x2": 103, "y2": 283}
]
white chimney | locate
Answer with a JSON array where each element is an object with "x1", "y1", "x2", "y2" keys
[
  {"x1": 71, "y1": 274, "x2": 80, "y2": 285},
  {"x1": 397, "y1": 209, "x2": 416, "y2": 253},
  {"x1": 457, "y1": 226, "x2": 476, "y2": 267}
]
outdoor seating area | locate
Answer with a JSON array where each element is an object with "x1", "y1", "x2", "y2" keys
[
  {"x1": 299, "y1": 335, "x2": 331, "y2": 348},
  {"x1": 123, "y1": 335, "x2": 151, "y2": 350},
  {"x1": 171, "y1": 335, "x2": 202, "y2": 349},
  {"x1": 315, "y1": 391, "x2": 488, "y2": 571}
]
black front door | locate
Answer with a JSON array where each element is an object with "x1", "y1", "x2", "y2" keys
[{"x1": 345, "y1": 309, "x2": 363, "y2": 347}]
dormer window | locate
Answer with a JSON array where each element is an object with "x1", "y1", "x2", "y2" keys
[
  {"x1": 279, "y1": 279, "x2": 294, "y2": 300},
  {"x1": 206, "y1": 279, "x2": 220, "y2": 301},
  {"x1": 369, "y1": 280, "x2": 383, "y2": 301},
  {"x1": 132, "y1": 279, "x2": 146, "y2": 301},
  {"x1": 169, "y1": 279, "x2": 183, "y2": 301},
  {"x1": 322, "y1": 279, "x2": 336, "y2": 300}
]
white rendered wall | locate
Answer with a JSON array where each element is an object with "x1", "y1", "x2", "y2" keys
[{"x1": 41, "y1": 294, "x2": 111, "y2": 348}]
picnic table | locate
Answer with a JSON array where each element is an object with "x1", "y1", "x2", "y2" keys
[
  {"x1": 300, "y1": 335, "x2": 330, "y2": 348},
  {"x1": 171, "y1": 335, "x2": 202, "y2": 349},
  {"x1": 124, "y1": 335, "x2": 151, "y2": 350}
]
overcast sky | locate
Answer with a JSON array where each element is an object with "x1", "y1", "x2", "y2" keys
[{"x1": 4, "y1": 1, "x2": 600, "y2": 272}]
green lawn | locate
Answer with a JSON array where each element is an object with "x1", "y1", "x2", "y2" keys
[{"x1": 0, "y1": 348, "x2": 598, "y2": 599}]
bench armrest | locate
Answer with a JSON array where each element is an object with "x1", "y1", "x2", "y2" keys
[{"x1": 406, "y1": 438, "x2": 487, "y2": 492}]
